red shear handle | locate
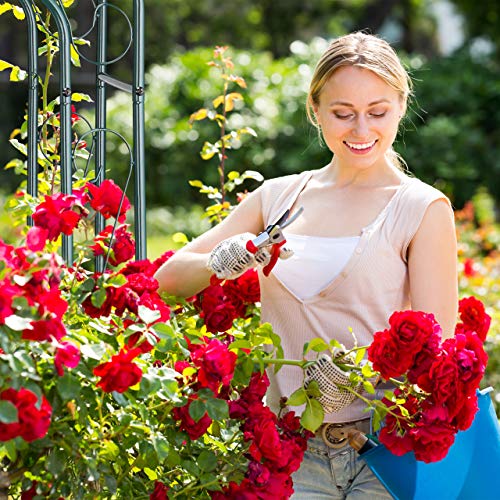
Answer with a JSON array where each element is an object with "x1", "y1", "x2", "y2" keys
[
  {"x1": 246, "y1": 239, "x2": 259, "y2": 254},
  {"x1": 262, "y1": 241, "x2": 286, "y2": 276}
]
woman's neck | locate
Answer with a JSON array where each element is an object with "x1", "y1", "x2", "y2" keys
[{"x1": 317, "y1": 156, "x2": 405, "y2": 189}]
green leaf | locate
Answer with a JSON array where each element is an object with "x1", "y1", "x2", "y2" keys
[
  {"x1": 47, "y1": 447, "x2": 66, "y2": 476},
  {"x1": 70, "y1": 44, "x2": 81, "y2": 67},
  {"x1": 227, "y1": 171, "x2": 239, "y2": 181},
  {"x1": 198, "y1": 450, "x2": 218, "y2": 472},
  {"x1": 91, "y1": 288, "x2": 107, "y2": 308},
  {"x1": 205, "y1": 398, "x2": 228, "y2": 421},
  {"x1": 355, "y1": 348, "x2": 366, "y2": 365},
  {"x1": 152, "y1": 434, "x2": 170, "y2": 462},
  {"x1": 361, "y1": 363, "x2": 376, "y2": 378},
  {"x1": 106, "y1": 274, "x2": 127, "y2": 288},
  {"x1": 286, "y1": 387, "x2": 307, "y2": 406},
  {"x1": 137, "y1": 305, "x2": 161, "y2": 324},
  {"x1": 363, "y1": 381, "x2": 375, "y2": 394},
  {"x1": 172, "y1": 232, "x2": 189, "y2": 244},
  {"x1": 0, "y1": 400, "x2": 18, "y2": 423},
  {"x1": 200, "y1": 141, "x2": 219, "y2": 160},
  {"x1": 305, "y1": 380, "x2": 322, "y2": 399},
  {"x1": 152, "y1": 322, "x2": 175, "y2": 339},
  {"x1": 188, "y1": 179, "x2": 203, "y2": 188},
  {"x1": 372, "y1": 409, "x2": 382, "y2": 431},
  {"x1": 80, "y1": 343, "x2": 108, "y2": 360},
  {"x1": 304, "y1": 338, "x2": 329, "y2": 355},
  {"x1": 189, "y1": 399, "x2": 207, "y2": 422},
  {"x1": 71, "y1": 92, "x2": 92, "y2": 102},
  {"x1": 57, "y1": 373, "x2": 81, "y2": 400},
  {"x1": 4, "y1": 315, "x2": 33, "y2": 331},
  {"x1": 300, "y1": 398, "x2": 324, "y2": 432}
]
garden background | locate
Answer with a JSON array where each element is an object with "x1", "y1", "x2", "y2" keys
[{"x1": 0, "y1": 0, "x2": 499, "y2": 406}]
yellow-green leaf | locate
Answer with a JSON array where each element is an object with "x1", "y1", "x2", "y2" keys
[
  {"x1": 0, "y1": 59, "x2": 13, "y2": 72},
  {"x1": 212, "y1": 95, "x2": 224, "y2": 109},
  {"x1": 70, "y1": 44, "x2": 81, "y2": 67},
  {"x1": 12, "y1": 5, "x2": 24, "y2": 19},
  {"x1": 172, "y1": 232, "x2": 189, "y2": 245},
  {"x1": 0, "y1": 4, "x2": 12, "y2": 16},
  {"x1": 10, "y1": 66, "x2": 27, "y2": 81},
  {"x1": 71, "y1": 92, "x2": 93, "y2": 102},
  {"x1": 227, "y1": 171, "x2": 239, "y2": 181},
  {"x1": 286, "y1": 387, "x2": 308, "y2": 406},
  {"x1": 189, "y1": 108, "x2": 208, "y2": 123}
]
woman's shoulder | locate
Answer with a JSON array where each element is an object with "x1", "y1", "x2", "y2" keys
[
  {"x1": 401, "y1": 175, "x2": 452, "y2": 208},
  {"x1": 261, "y1": 169, "x2": 311, "y2": 191}
]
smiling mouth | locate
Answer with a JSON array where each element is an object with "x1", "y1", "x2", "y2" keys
[{"x1": 344, "y1": 140, "x2": 377, "y2": 153}]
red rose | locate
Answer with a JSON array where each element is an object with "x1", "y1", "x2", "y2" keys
[
  {"x1": 389, "y1": 310, "x2": 440, "y2": 356},
  {"x1": 453, "y1": 393, "x2": 478, "y2": 431},
  {"x1": 0, "y1": 279, "x2": 17, "y2": 324},
  {"x1": 152, "y1": 250, "x2": 175, "y2": 274},
  {"x1": 22, "y1": 318, "x2": 67, "y2": 342},
  {"x1": 407, "y1": 328, "x2": 441, "y2": 391},
  {"x1": 86, "y1": 179, "x2": 131, "y2": 222},
  {"x1": 26, "y1": 226, "x2": 49, "y2": 252},
  {"x1": 93, "y1": 348, "x2": 143, "y2": 393},
  {"x1": 150, "y1": 481, "x2": 169, "y2": 500},
  {"x1": 0, "y1": 388, "x2": 52, "y2": 442},
  {"x1": 452, "y1": 332, "x2": 488, "y2": 389},
  {"x1": 172, "y1": 396, "x2": 212, "y2": 440},
  {"x1": 428, "y1": 351, "x2": 460, "y2": 410},
  {"x1": 190, "y1": 338, "x2": 237, "y2": 393},
  {"x1": 410, "y1": 420, "x2": 456, "y2": 463},
  {"x1": 54, "y1": 341, "x2": 81, "y2": 376},
  {"x1": 457, "y1": 296, "x2": 491, "y2": 341},
  {"x1": 91, "y1": 225, "x2": 135, "y2": 267},
  {"x1": 203, "y1": 302, "x2": 237, "y2": 333},
  {"x1": 32, "y1": 192, "x2": 87, "y2": 241},
  {"x1": 367, "y1": 328, "x2": 412, "y2": 379},
  {"x1": 224, "y1": 268, "x2": 261, "y2": 304}
]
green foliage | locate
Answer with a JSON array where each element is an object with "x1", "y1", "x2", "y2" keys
[{"x1": 398, "y1": 49, "x2": 500, "y2": 207}]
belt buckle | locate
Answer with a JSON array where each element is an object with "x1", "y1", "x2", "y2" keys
[{"x1": 321, "y1": 423, "x2": 353, "y2": 449}]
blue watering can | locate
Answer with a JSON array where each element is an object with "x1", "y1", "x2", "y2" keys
[{"x1": 362, "y1": 387, "x2": 500, "y2": 500}]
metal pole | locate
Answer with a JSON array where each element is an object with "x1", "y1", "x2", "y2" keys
[
  {"x1": 133, "y1": 0, "x2": 146, "y2": 260},
  {"x1": 18, "y1": 0, "x2": 38, "y2": 216},
  {"x1": 40, "y1": 0, "x2": 73, "y2": 264},
  {"x1": 95, "y1": 0, "x2": 108, "y2": 272}
]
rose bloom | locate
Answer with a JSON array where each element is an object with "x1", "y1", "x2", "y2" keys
[
  {"x1": 202, "y1": 301, "x2": 237, "y2": 333},
  {"x1": 410, "y1": 420, "x2": 456, "y2": 463},
  {"x1": 26, "y1": 226, "x2": 49, "y2": 252},
  {"x1": 0, "y1": 388, "x2": 52, "y2": 442},
  {"x1": 91, "y1": 225, "x2": 135, "y2": 267},
  {"x1": 22, "y1": 318, "x2": 67, "y2": 342},
  {"x1": 150, "y1": 481, "x2": 168, "y2": 500},
  {"x1": 32, "y1": 192, "x2": 87, "y2": 241},
  {"x1": 457, "y1": 296, "x2": 491, "y2": 341},
  {"x1": 171, "y1": 396, "x2": 212, "y2": 440},
  {"x1": 93, "y1": 348, "x2": 143, "y2": 393},
  {"x1": 223, "y1": 268, "x2": 261, "y2": 304},
  {"x1": 190, "y1": 338, "x2": 237, "y2": 393},
  {"x1": 367, "y1": 328, "x2": 412, "y2": 379},
  {"x1": 54, "y1": 341, "x2": 81, "y2": 376},
  {"x1": 86, "y1": 179, "x2": 131, "y2": 222},
  {"x1": 388, "y1": 310, "x2": 439, "y2": 356}
]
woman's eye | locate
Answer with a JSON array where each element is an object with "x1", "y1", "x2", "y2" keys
[
  {"x1": 334, "y1": 113, "x2": 353, "y2": 120},
  {"x1": 369, "y1": 112, "x2": 386, "y2": 118}
]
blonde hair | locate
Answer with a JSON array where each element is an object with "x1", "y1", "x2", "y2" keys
[{"x1": 306, "y1": 32, "x2": 412, "y2": 170}]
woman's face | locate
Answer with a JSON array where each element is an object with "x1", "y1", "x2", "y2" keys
[{"x1": 314, "y1": 65, "x2": 404, "y2": 172}]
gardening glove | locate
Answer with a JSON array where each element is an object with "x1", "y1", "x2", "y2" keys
[
  {"x1": 207, "y1": 233, "x2": 272, "y2": 281},
  {"x1": 304, "y1": 352, "x2": 361, "y2": 414}
]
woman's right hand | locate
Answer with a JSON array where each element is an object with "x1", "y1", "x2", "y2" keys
[{"x1": 207, "y1": 233, "x2": 272, "y2": 280}]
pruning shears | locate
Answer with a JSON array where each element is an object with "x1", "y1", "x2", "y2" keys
[{"x1": 246, "y1": 206, "x2": 304, "y2": 276}]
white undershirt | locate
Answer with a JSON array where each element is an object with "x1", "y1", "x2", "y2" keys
[{"x1": 272, "y1": 233, "x2": 360, "y2": 300}]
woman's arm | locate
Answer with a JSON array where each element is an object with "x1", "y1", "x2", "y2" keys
[
  {"x1": 154, "y1": 187, "x2": 265, "y2": 297},
  {"x1": 408, "y1": 199, "x2": 458, "y2": 339}
]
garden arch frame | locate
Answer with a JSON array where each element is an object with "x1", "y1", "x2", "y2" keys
[{"x1": 18, "y1": 0, "x2": 146, "y2": 268}]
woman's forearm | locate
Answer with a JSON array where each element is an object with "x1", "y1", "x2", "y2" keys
[{"x1": 154, "y1": 251, "x2": 212, "y2": 298}]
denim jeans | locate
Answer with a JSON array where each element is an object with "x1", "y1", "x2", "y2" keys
[{"x1": 291, "y1": 435, "x2": 393, "y2": 499}]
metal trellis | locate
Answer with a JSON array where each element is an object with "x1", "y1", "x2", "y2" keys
[{"x1": 19, "y1": 0, "x2": 146, "y2": 267}]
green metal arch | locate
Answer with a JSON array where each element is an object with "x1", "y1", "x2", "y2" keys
[{"x1": 19, "y1": 0, "x2": 147, "y2": 266}]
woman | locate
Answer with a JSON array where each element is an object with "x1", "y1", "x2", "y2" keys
[{"x1": 155, "y1": 32, "x2": 458, "y2": 499}]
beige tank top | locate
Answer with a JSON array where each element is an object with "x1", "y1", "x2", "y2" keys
[{"x1": 257, "y1": 170, "x2": 452, "y2": 423}]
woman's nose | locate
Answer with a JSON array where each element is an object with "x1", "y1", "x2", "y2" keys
[{"x1": 352, "y1": 116, "x2": 369, "y2": 137}]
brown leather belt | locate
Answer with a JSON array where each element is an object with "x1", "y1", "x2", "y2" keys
[{"x1": 318, "y1": 418, "x2": 371, "y2": 449}]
